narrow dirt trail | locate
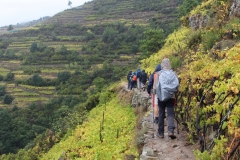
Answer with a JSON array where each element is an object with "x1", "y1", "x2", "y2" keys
[{"x1": 135, "y1": 88, "x2": 198, "y2": 160}]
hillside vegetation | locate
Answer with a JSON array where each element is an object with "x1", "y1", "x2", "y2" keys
[{"x1": 141, "y1": 0, "x2": 240, "y2": 159}]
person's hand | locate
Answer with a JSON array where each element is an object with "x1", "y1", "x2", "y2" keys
[{"x1": 153, "y1": 89, "x2": 156, "y2": 94}]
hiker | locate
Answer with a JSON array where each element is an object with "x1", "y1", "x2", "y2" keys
[
  {"x1": 136, "y1": 67, "x2": 141, "y2": 90},
  {"x1": 139, "y1": 69, "x2": 148, "y2": 91},
  {"x1": 127, "y1": 71, "x2": 132, "y2": 89},
  {"x1": 130, "y1": 72, "x2": 137, "y2": 90},
  {"x1": 147, "y1": 64, "x2": 161, "y2": 123},
  {"x1": 155, "y1": 58, "x2": 179, "y2": 139}
]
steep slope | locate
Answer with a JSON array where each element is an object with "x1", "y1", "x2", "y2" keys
[
  {"x1": 141, "y1": 0, "x2": 240, "y2": 159},
  {"x1": 0, "y1": 0, "x2": 185, "y2": 157}
]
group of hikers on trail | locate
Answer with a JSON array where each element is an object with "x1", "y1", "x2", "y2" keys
[
  {"x1": 127, "y1": 67, "x2": 148, "y2": 91},
  {"x1": 128, "y1": 58, "x2": 179, "y2": 139}
]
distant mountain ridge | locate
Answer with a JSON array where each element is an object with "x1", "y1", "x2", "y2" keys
[{"x1": 0, "y1": 16, "x2": 50, "y2": 28}]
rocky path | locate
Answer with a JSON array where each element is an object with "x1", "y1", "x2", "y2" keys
[
  {"x1": 131, "y1": 88, "x2": 198, "y2": 160},
  {"x1": 140, "y1": 110, "x2": 198, "y2": 160}
]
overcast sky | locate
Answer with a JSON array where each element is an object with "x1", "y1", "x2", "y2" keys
[{"x1": 0, "y1": 0, "x2": 91, "y2": 27}]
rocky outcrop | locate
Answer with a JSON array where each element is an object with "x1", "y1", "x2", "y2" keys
[
  {"x1": 230, "y1": 0, "x2": 240, "y2": 17},
  {"x1": 131, "y1": 89, "x2": 151, "y2": 108},
  {"x1": 189, "y1": 14, "x2": 209, "y2": 30}
]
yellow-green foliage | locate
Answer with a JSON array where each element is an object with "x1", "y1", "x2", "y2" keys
[
  {"x1": 41, "y1": 96, "x2": 138, "y2": 160},
  {"x1": 140, "y1": 27, "x2": 190, "y2": 73},
  {"x1": 189, "y1": 0, "x2": 214, "y2": 16},
  {"x1": 140, "y1": 0, "x2": 240, "y2": 158}
]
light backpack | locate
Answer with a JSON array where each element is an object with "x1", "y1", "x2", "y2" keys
[{"x1": 156, "y1": 70, "x2": 179, "y2": 102}]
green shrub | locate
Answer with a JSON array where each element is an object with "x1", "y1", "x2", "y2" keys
[
  {"x1": 3, "y1": 94, "x2": 14, "y2": 104},
  {"x1": 187, "y1": 30, "x2": 202, "y2": 49},
  {"x1": 202, "y1": 29, "x2": 222, "y2": 51},
  {"x1": 170, "y1": 55, "x2": 182, "y2": 70}
]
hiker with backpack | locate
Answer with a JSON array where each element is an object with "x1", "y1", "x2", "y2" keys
[
  {"x1": 130, "y1": 72, "x2": 137, "y2": 90},
  {"x1": 139, "y1": 69, "x2": 148, "y2": 91},
  {"x1": 147, "y1": 64, "x2": 161, "y2": 124},
  {"x1": 136, "y1": 68, "x2": 141, "y2": 90},
  {"x1": 155, "y1": 58, "x2": 179, "y2": 139},
  {"x1": 127, "y1": 71, "x2": 132, "y2": 89}
]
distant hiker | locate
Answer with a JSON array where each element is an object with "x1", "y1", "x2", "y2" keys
[
  {"x1": 147, "y1": 64, "x2": 161, "y2": 124},
  {"x1": 139, "y1": 69, "x2": 148, "y2": 91},
  {"x1": 127, "y1": 71, "x2": 132, "y2": 89},
  {"x1": 155, "y1": 58, "x2": 179, "y2": 139},
  {"x1": 130, "y1": 72, "x2": 137, "y2": 90},
  {"x1": 136, "y1": 67, "x2": 141, "y2": 90}
]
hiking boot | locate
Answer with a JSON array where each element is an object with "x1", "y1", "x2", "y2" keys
[
  {"x1": 168, "y1": 132, "x2": 176, "y2": 139},
  {"x1": 157, "y1": 132, "x2": 164, "y2": 138}
]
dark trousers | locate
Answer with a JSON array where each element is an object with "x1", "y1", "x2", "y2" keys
[
  {"x1": 130, "y1": 81, "x2": 136, "y2": 90},
  {"x1": 127, "y1": 80, "x2": 131, "y2": 89},
  {"x1": 158, "y1": 98, "x2": 175, "y2": 134}
]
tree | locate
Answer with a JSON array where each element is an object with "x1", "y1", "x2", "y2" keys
[
  {"x1": 0, "y1": 75, "x2": 4, "y2": 81},
  {"x1": 7, "y1": 25, "x2": 13, "y2": 31},
  {"x1": 4, "y1": 72, "x2": 14, "y2": 81},
  {"x1": 58, "y1": 71, "x2": 71, "y2": 82},
  {"x1": 140, "y1": 28, "x2": 165, "y2": 58},
  {"x1": 0, "y1": 86, "x2": 6, "y2": 96},
  {"x1": 27, "y1": 74, "x2": 44, "y2": 86},
  {"x1": 178, "y1": 0, "x2": 200, "y2": 18},
  {"x1": 102, "y1": 27, "x2": 116, "y2": 43},
  {"x1": 30, "y1": 42, "x2": 38, "y2": 53},
  {"x1": 93, "y1": 77, "x2": 105, "y2": 92},
  {"x1": 3, "y1": 94, "x2": 14, "y2": 104},
  {"x1": 58, "y1": 45, "x2": 68, "y2": 55},
  {"x1": 68, "y1": 1, "x2": 72, "y2": 8}
]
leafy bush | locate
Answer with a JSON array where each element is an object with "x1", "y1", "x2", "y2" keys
[
  {"x1": 0, "y1": 86, "x2": 6, "y2": 96},
  {"x1": 3, "y1": 94, "x2": 14, "y2": 104},
  {"x1": 0, "y1": 74, "x2": 4, "y2": 81},
  {"x1": 187, "y1": 30, "x2": 202, "y2": 49},
  {"x1": 202, "y1": 29, "x2": 222, "y2": 51},
  {"x1": 4, "y1": 72, "x2": 14, "y2": 81},
  {"x1": 58, "y1": 71, "x2": 71, "y2": 83},
  {"x1": 169, "y1": 55, "x2": 182, "y2": 70}
]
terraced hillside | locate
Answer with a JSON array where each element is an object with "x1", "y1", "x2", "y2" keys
[
  {"x1": 44, "y1": 0, "x2": 181, "y2": 28},
  {"x1": 0, "y1": 0, "x2": 184, "y2": 109}
]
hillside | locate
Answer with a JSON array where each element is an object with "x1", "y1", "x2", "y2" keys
[
  {"x1": 141, "y1": 0, "x2": 240, "y2": 159},
  {"x1": 37, "y1": 0, "x2": 240, "y2": 159},
  {"x1": 43, "y1": 0, "x2": 181, "y2": 29},
  {"x1": 0, "y1": 0, "x2": 186, "y2": 158},
  {"x1": 0, "y1": 0, "x2": 183, "y2": 108},
  {"x1": 1, "y1": 0, "x2": 239, "y2": 159}
]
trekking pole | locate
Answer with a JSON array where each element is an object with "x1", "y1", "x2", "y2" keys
[{"x1": 151, "y1": 90, "x2": 155, "y2": 138}]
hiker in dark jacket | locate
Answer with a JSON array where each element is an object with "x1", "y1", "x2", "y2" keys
[
  {"x1": 147, "y1": 64, "x2": 161, "y2": 95},
  {"x1": 127, "y1": 71, "x2": 132, "y2": 89},
  {"x1": 140, "y1": 69, "x2": 148, "y2": 91},
  {"x1": 147, "y1": 64, "x2": 161, "y2": 123}
]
